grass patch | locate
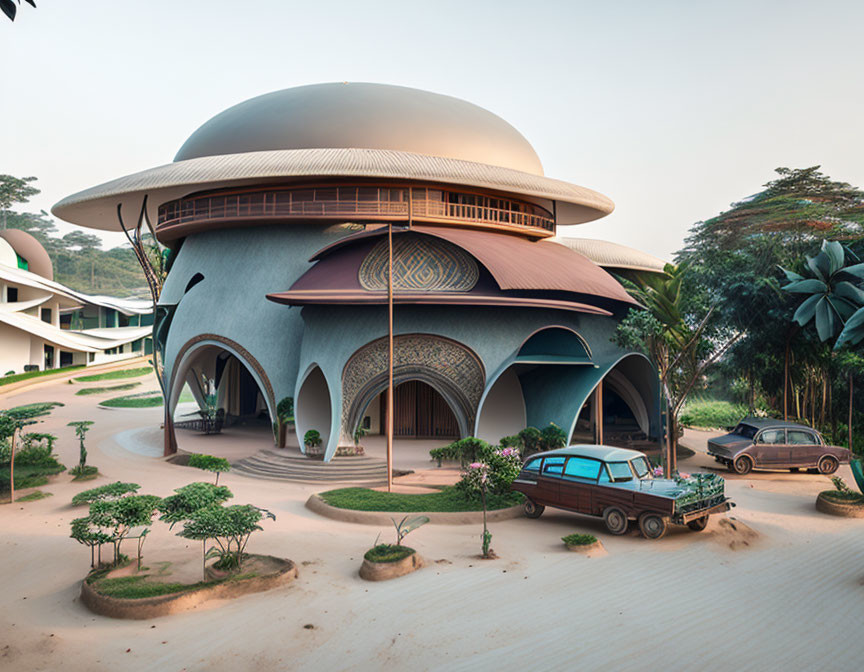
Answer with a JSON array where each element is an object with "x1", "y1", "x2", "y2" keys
[
  {"x1": 319, "y1": 486, "x2": 522, "y2": 512},
  {"x1": 17, "y1": 490, "x2": 53, "y2": 502},
  {"x1": 0, "y1": 365, "x2": 86, "y2": 386},
  {"x1": 364, "y1": 544, "x2": 415, "y2": 563},
  {"x1": 75, "y1": 382, "x2": 142, "y2": 396},
  {"x1": 820, "y1": 490, "x2": 864, "y2": 504},
  {"x1": 69, "y1": 465, "x2": 100, "y2": 481},
  {"x1": 101, "y1": 394, "x2": 163, "y2": 408},
  {"x1": 74, "y1": 367, "x2": 153, "y2": 383},
  {"x1": 91, "y1": 574, "x2": 218, "y2": 599},
  {"x1": 1, "y1": 402, "x2": 64, "y2": 419},
  {"x1": 0, "y1": 462, "x2": 66, "y2": 492},
  {"x1": 680, "y1": 399, "x2": 749, "y2": 430},
  {"x1": 562, "y1": 533, "x2": 597, "y2": 546}
]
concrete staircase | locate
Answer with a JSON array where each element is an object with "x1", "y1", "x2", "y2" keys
[{"x1": 231, "y1": 448, "x2": 389, "y2": 486}]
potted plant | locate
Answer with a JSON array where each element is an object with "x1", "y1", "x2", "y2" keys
[
  {"x1": 359, "y1": 515, "x2": 429, "y2": 581},
  {"x1": 562, "y1": 533, "x2": 604, "y2": 555},
  {"x1": 816, "y1": 473, "x2": 864, "y2": 517},
  {"x1": 304, "y1": 429, "x2": 323, "y2": 458}
]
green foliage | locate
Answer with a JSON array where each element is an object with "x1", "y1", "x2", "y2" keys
[
  {"x1": 72, "y1": 481, "x2": 141, "y2": 506},
  {"x1": 100, "y1": 394, "x2": 163, "y2": 408},
  {"x1": 499, "y1": 435, "x2": 522, "y2": 449},
  {"x1": 1, "y1": 432, "x2": 58, "y2": 466},
  {"x1": 0, "y1": 174, "x2": 39, "y2": 211},
  {"x1": 0, "y1": 365, "x2": 85, "y2": 386},
  {"x1": 2, "y1": 402, "x2": 64, "y2": 420},
  {"x1": 81, "y1": 494, "x2": 161, "y2": 566},
  {"x1": 540, "y1": 423, "x2": 567, "y2": 451},
  {"x1": 276, "y1": 397, "x2": 294, "y2": 423},
  {"x1": 518, "y1": 427, "x2": 543, "y2": 455},
  {"x1": 391, "y1": 515, "x2": 429, "y2": 546},
  {"x1": 88, "y1": 574, "x2": 216, "y2": 599},
  {"x1": 364, "y1": 544, "x2": 415, "y2": 563},
  {"x1": 69, "y1": 465, "x2": 99, "y2": 480},
  {"x1": 187, "y1": 454, "x2": 231, "y2": 483},
  {"x1": 562, "y1": 533, "x2": 597, "y2": 546},
  {"x1": 304, "y1": 429, "x2": 322, "y2": 447},
  {"x1": 157, "y1": 482, "x2": 233, "y2": 527},
  {"x1": 179, "y1": 504, "x2": 267, "y2": 572},
  {"x1": 319, "y1": 486, "x2": 522, "y2": 512},
  {"x1": 68, "y1": 420, "x2": 93, "y2": 472},
  {"x1": 75, "y1": 382, "x2": 141, "y2": 396},
  {"x1": 429, "y1": 437, "x2": 493, "y2": 467},
  {"x1": 74, "y1": 367, "x2": 153, "y2": 382},
  {"x1": 680, "y1": 399, "x2": 750, "y2": 429},
  {"x1": 17, "y1": 490, "x2": 52, "y2": 502},
  {"x1": 486, "y1": 448, "x2": 523, "y2": 494}
]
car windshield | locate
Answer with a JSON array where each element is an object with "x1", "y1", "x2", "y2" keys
[
  {"x1": 606, "y1": 462, "x2": 633, "y2": 482},
  {"x1": 630, "y1": 457, "x2": 651, "y2": 479},
  {"x1": 733, "y1": 423, "x2": 757, "y2": 439}
]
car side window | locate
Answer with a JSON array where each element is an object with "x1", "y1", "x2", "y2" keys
[
  {"x1": 787, "y1": 430, "x2": 816, "y2": 445},
  {"x1": 541, "y1": 456, "x2": 566, "y2": 477},
  {"x1": 563, "y1": 457, "x2": 601, "y2": 481},
  {"x1": 757, "y1": 429, "x2": 785, "y2": 444},
  {"x1": 519, "y1": 458, "x2": 541, "y2": 482},
  {"x1": 523, "y1": 458, "x2": 541, "y2": 472}
]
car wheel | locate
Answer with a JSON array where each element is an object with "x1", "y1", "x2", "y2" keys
[
  {"x1": 603, "y1": 507, "x2": 629, "y2": 535},
  {"x1": 733, "y1": 455, "x2": 753, "y2": 475},
  {"x1": 818, "y1": 456, "x2": 839, "y2": 475},
  {"x1": 639, "y1": 512, "x2": 669, "y2": 540},
  {"x1": 687, "y1": 516, "x2": 709, "y2": 532},
  {"x1": 523, "y1": 498, "x2": 545, "y2": 519}
]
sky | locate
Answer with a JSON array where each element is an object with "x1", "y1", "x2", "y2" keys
[{"x1": 2, "y1": 0, "x2": 863, "y2": 260}]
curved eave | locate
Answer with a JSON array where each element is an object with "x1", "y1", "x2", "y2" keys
[
  {"x1": 546, "y1": 237, "x2": 667, "y2": 274},
  {"x1": 52, "y1": 148, "x2": 614, "y2": 232},
  {"x1": 266, "y1": 290, "x2": 612, "y2": 316}
]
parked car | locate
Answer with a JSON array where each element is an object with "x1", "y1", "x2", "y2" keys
[
  {"x1": 510, "y1": 445, "x2": 732, "y2": 540},
  {"x1": 707, "y1": 418, "x2": 850, "y2": 475}
]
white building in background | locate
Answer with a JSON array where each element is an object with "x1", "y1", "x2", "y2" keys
[{"x1": 0, "y1": 228, "x2": 153, "y2": 376}]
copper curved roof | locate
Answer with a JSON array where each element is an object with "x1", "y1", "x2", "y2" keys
[
  {"x1": 268, "y1": 226, "x2": 638, "y2": 312},
  {"x1": 0, "y1": 229, "x2": 54, "y2": 281}
]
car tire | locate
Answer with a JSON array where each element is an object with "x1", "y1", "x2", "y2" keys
[
  {"x1": 733, "y1": 455, "x2": 753, "y2": 475},
  {"x1": 603, "y1": 507, "x2": 629, "y2": 535},
  {"x1": 687, "y1": 516, "x2": 709, "y2": 532},
  {"x1": 818, "y1": 456, "x2": 839, "y2": 475},
  {"x1": 639, "y1": 512, "x2": 669, "y2": 540},
  {"x1": 523, "y1": 498, "x2": 545, "y2": 519}
]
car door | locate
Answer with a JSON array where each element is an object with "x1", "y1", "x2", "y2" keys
[
  {"x1": 753, "y1": 429, "x2": 787, "y2": 467},
  {"x1": 534, "y1": 456, "x2": 565, "y2": 506},
  {"x1": 559, "y1": 456, "x2": 602, "y2": 514},
  {"x1": 787, "y1": 429, "x2": 820, "y2": 467}
]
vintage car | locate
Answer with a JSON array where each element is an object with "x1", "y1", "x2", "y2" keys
[
  {"x1": 510, "y1": 445, "x2": 732, "y2": 540},
  {"x1": 707, "y1": 418, "x2": 850, "y2": 475}
]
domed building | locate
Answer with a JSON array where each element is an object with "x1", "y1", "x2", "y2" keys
[{"x1": 54, "y1": 82, "x2": 665, "y2": 461}]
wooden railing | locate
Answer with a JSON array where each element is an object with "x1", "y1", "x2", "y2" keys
[{"x1": 157, "y1": 185, "x2": 555, "y2": 235}]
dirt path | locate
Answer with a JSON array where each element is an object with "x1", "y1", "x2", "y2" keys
[{"x1": 1, "y1": 381, "x2": 862, "y2": 671}]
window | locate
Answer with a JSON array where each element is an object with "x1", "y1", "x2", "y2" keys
[
  {"x1": 541, "y1": 456, "x2": 566, "y2": 476},
  {"x1": 7, "y1": 287, "x2": 18, "y2": 302},
  {"x1": 523, "y1": 458, "x2": 541, "y2": 472},
  {"x1": 607, "y1": 462, "x2": 634, "y2": 482},
  {"x1": 630, "y1": 457, "x2": 651, "y2": 479},
  {"x1": 563, "y1": 457, "x2": 601, "y2": 481},
  {"x1": 733, "y1": 424, "x2": 757, "y2": 439},
  {"x1": 788, "y1": 430, "x2": 816, "y2": 445},
  {"x1": 757, "y1": 429, "x2": 785, "y2": 444},
  {"x1": 41, "y1": 308, "x2": 52, "y2": 323}
]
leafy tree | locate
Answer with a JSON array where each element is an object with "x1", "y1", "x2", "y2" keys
[
  {"x1": 72, "y1": 481, "x2": 141, "y2": 506},
  {"x1": 1, "y1": 0, "x2": 36, "y2": 22},
  {"x1": 0, "y1": 175, "x2": 39, "y2": 228},
  {"x1": 458, "y1": 463, "x2": 494, "y2": 558},
  {"x1": 70, "y1": 516, "x2": 113, "y2": 568},
  {"x1": 88, "y1": 494, "x2": 161, "y2": 566},
  {"x1": 157, "y1": 482, "x2": 234, "y2": 528},
  {"x1": 187, "y1": 453, "x2": 231, "y2": 485},
  {"x1": 179, "y1": 504, "x2": 271, "y2": 573}
]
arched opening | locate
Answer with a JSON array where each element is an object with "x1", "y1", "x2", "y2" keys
[
  {"x1": 363, "y1": 380, "x2": 460, "y2": 440},
  {"x1": 169, "y1": 341, "x2": 275, "y2": 456},
  {"x1": 295, "y1": 365, "x2": 333, "y2": 453},
  {"x1": 476, "y1": 368, "x2": 526, "y2": 443}
]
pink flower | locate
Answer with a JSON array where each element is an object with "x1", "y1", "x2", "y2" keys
[
  {"x1": 652, "y1": 466, "x2": 664, "y2": 477},
  {"x1": 679, "y1": 472, "x2": 691, "y2": 479},
  {"x1": 468, "y1": 462, "x2": 483, "y2": 469}
]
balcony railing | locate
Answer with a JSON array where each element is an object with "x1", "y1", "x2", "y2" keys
[{"x1": 157, "y1": 185, "x2": 555, "y2": 236}]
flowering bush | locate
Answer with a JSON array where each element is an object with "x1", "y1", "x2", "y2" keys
[
  {"x1": 458, "y1": 462, "x2": 493, "y2": 558},
  {"x1": 487, "y1": 448, "x2": 522, "y2": 494},
  {"x1": 652, "y1": 466, "x2": 664, "y2": 478}
]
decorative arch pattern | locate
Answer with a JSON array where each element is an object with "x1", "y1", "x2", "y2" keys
[
  {"x1": 342, "y1": 334, "x2": 485, "y2": 438},
  {"x1": 358, "y1": 233, "x2": 479, "y2": 292}
]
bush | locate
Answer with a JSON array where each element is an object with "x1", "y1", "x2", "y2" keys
[
  {"x1": 364, "y1": 544, "x2": 414, "y2": 563},
  {"x1": 429, "y1": 437, "x2": 493, "y2": 467},
  {"x1": 158, "y1": 482, "x2": 234, "y2": 527},
  {"x1": 518, "y1": 427, "x2": 543, "y2": 455},
  {"x1": 188, "y1": 454, "x2": 231, "y2": 484},
  {"x1": 277, "y1": 397, "x2": 294, "y2": 423},
  {"x1": 680, "y1": 399, "x2": 749, "y2": 429},
  {"x1": 499, "y1": 435, "x2": 522, "y2": 450},
  {"x1": 304, "y1": 430, "x2": 322, "y2": 448},
  {"x1": 562, "y1": 533, "x2": 597, "y2": 546},
  {"x1": 540, "y1": 423, "x2": 567, "y2": 451},
  {"x1": 486, "y1": 448, "x2": 522, "y2": 494},
  {"x1": 72, "y1": 481, "x2": 141, "y2": 506}
]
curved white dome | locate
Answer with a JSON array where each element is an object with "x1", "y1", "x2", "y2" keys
[{"x1": 174, "y1": 82, "x2": 545, "y2": 175}]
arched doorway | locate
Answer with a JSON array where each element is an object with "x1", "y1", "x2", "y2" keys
[
  {"x1": 295, "y1": 365, "x2": 333, "y2": 454},
  {"x1": 373, "y1": 380, "x2": 460, "y2": 439}
]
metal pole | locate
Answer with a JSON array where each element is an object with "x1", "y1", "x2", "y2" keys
[{"x1": 386, "y1": 221, "x2": 394, "y2": 492}]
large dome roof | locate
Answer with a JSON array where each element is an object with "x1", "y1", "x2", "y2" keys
[{"x1": 174, "y1": 83, "x2": 545, "y2": 175}]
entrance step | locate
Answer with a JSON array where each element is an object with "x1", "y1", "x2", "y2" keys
[{"x1": 231, "y1": 449, "x2": 389, "y2": 485}]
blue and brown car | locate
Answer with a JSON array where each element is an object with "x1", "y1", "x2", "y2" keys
[
  {"x1": 511, "y1": 445, "x2": 732, "y2": 540},
  {"x1": 707, "y1": 418, "x2": 850, "y2": 475}
]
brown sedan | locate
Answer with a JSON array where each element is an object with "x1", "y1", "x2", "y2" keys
[{"x1": 707, "y1": 418, "x2": 850, "y2": 475}]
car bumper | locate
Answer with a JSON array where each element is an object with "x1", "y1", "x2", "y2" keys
[{"x1": 675, "y1": 500, "x2": 734, "y2": 525}]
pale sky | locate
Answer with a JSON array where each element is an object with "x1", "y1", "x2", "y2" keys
[{"x1": 2, "y1": 0, "x2": 863, "y2": 260}]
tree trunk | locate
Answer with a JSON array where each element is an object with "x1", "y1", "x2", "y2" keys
[
  {"x1": 783, "y1": 336, "x2": 790, "y2": 420},
  {"x1": 850, "y1": 371, "x2": 854, "y2": 454},
  {"x1": 9, "y1": 426, "x2": 17, "y2": 504}
]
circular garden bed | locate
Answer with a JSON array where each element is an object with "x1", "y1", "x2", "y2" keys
[
  {"x1": 80, "y1": 554, "x2": 297, "y2": 619},
  {"x1": 815, "y1": 491, "x2": 864, "y2": 518},
  {"x1": 359, "y1": 545, "x2": 424, "y2": 581}
]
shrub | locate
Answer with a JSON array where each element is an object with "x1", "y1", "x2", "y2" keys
[
  {"x1": 499, "y1": 435, "x2": 522, "y2": 450},
  {"x1": 72, "y1": 481, "x2": 141, "y2": 506},
  {"x1": 430, "y1": 437, "x2": 493, "y2": 467},
  {"x1": 2, "y1": 432, "x2": 58, "y2": 467},
  {"x1": 158, "y1": 482, "x2": 234, "y2": 528},
  {"x1": 277, "y1": 397, "x2": 294, "y2": 423},
  {"x1": 458, "y1": 462, "x2": 494, "y2": 558},
  {"x1": 487, "y1": 448, "x2": 522, "y2": 494},
  {"x1": 680, "y1": 399, "x2": 749, "y2": 429},
  {"x1": 518, "y1": 427, "x2": 543, "y2": 455},
  {"x1": 562, "y1": 533, "x2": 597, "y2": 546},
  {"x1": 391, "y1": 515, "x2": 429, "y2": 546},
  {"x1": 187, "y1": 454, "x2": 231, "y2": 485},
  {"x1": 304, "y1": 430, "x2": 322, "y2": 448},
  {"x1": 540, "y1": 423, "x2": 567, "y2": 451}
]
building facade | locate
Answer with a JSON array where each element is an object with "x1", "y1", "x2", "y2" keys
[{"x1": 54, "y1": 83, "x2": 665, "y2": 459}]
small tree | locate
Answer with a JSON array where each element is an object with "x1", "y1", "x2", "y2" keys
[
  {"x1": 1, "y1": 412, "x2": 33, "y2": 503},
  {"x1": 67, "y1": 421, "x2": 95, "y2": 477},
  {"x1": 187, "y1": 453, "x2": 231, "y2": 485},
  {"x1": 88, "y1": 494, "x2": 161, "y2": 567},
  {"x1": 158, "y1": 482, "x2": 234, "y2": 571},
  {"x1": 460, "y1": 462, "x2": 493, "y2": 558},
  {"x1": 70, "y1": 516, "x2": 113, "y2": 568},
  {"x1": 72, "y1": 481, "x2": 140, "y2": 506},
  {"x1": 179, "y1": 504, "x2": 272, "y2": 574},
  {"x1": 391, "y1": 515, "x2": 429, "y2": 547}
]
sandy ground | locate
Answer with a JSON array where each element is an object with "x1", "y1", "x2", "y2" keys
[{"x1": 1, "y1": 372, "x2": 862, "y2": 671}]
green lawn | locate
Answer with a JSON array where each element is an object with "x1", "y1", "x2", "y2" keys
[
  {"x1": 90, "y1": 574, "x2": 215, "y2": 599},
  {"x1": 74, "y1": 367, "x2": 153, "y2": 383},
  {"x1": 1, "y1": 402, "x2": 64, "y2": 419},
  {"x1": 0, "y1": 365, "x2": 85, "y2": 386},
  {"x1": 319, "y1": 486, "x2": 522, "y2": 512},
  {"x1": 680, "y1": 399, "x2": 749, "y2": 429},
  {"x1": 101, "y1": 394, "x2": 163, "y2": 408},
  {"x1": 75, "y1": 382, "x2": 141, "y2": 396}
]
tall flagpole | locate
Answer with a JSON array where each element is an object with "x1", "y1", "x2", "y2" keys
[{"x1": 386, "y1": 220, "x2": 394, "y2": 492}]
